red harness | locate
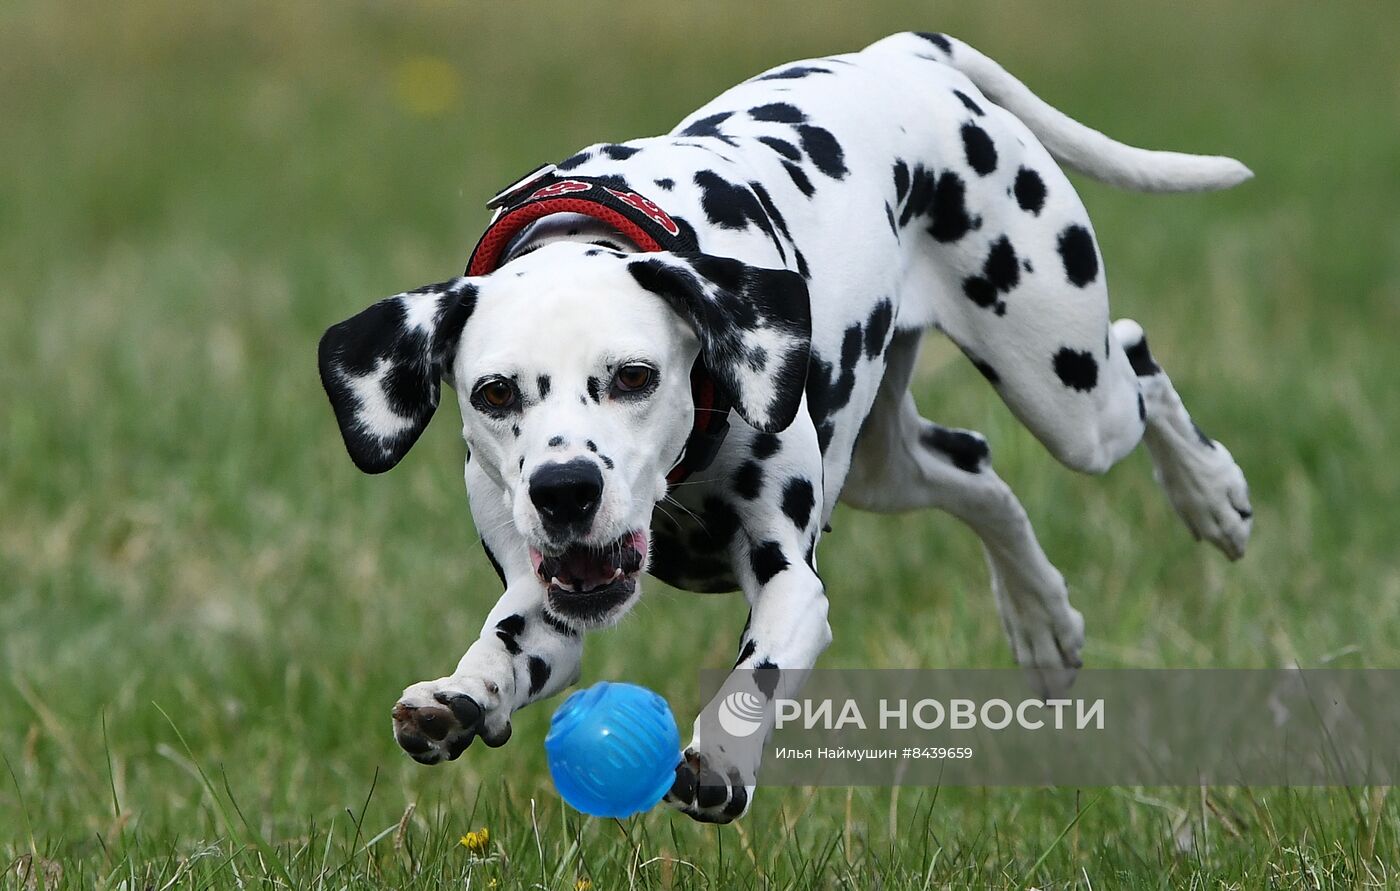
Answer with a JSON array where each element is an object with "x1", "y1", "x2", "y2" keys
[{"x1": 465, "y1": 165, "x2": 731, "y2": 486}]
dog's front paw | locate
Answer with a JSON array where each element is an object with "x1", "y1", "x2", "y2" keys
[
  {"x1": 392, "y1": 676, "x2": 512, "y2": 764},
  {"x1": 989, "y1": 560, "x2": 1085, "y2": 697},
  {"x1": 1151, "y1": 436, "x2": 1252, "y2": 561},
  {"x1": 665, "y1": 747, "x2": 753, "y2": 824}
]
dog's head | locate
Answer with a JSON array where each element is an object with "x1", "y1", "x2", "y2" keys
[{"x1": 318, "y1": 243, "x2": 810, "y2": 626}]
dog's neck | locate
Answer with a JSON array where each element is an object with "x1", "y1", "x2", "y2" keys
[{"x1": 502, "y1": 212, "x2": 641, "y2": 263}]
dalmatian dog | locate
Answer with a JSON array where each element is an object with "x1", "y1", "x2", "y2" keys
[{"x1": 318, "y1": 32, "x2": 1253, "y2": 823}]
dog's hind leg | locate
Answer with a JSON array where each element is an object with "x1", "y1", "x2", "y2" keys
[
  {"x1": 1112, "y1": 319, "x2": 1252, "y2": 559},
  {"x1": 843, "y1": 330, "x2": 1083, "y2": 692}
]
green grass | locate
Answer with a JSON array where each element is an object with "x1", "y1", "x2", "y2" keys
[{"x1": 3, "y1": 0, "x2": 1400, "y2": 886}]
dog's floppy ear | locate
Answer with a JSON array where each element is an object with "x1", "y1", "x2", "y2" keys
[
  {"x1": 628, "y1": 254, "x2": 811, "y2": 433},
  {"x1": 318, "y1": 278, "x2": 478, "y2": 473}
]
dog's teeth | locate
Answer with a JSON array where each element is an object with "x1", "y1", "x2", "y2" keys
[
  {"x1": 610, "y1": 567, "x2": 623, "y2": 581},
  {"x1": 551, "y1": 576, "x2": 571, "y2": 592}
]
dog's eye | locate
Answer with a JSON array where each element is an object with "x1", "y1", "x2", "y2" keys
[
  {"x1": 612, "y1": 364, "x2": 655, "y2": 394},
  {"x1": 473, "y1": 378, "x2": 518, "y2": 411}
]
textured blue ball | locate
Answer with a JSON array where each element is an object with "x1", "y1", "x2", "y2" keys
[{"x1": 545, "y1": 682, "x2": 681, "y2": 818}]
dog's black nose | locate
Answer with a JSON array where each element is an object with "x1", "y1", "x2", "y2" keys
[{"x1": 529, "y1": 459, "x2": 603, "y2": 530}]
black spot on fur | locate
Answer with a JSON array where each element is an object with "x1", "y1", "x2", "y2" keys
[
  {"x1": 920, "y1": 425, "x2": 989, "y2": 474},
  {"x1": 680, "y1": 111, "x2": 736, "y2": 142},
  {"x1": 781, "y1": 478, "x2": 815, "y2": 530},
  {"x1": 899, "y1": 164, "x2": 934, "y2": 227},
  {"x1": 864, "y1": 299, "x2": 893, "y2": 358},
  {"x1": 758, "y1": 136, "x2": 802, "y2": 161},
  {"x1": 601, "y1": 143, "x2": 639, "y2": 160},
  {"x1": 749, "y1": 102, "x2": 807, "y2": 124},
  {"x1": 733, "y1": 461, "x2": 764, "y2": 500},
  {"x1": 734, "y1": 638, "x2": 757, "y2": 667},
  {"x1": 483, "y1": 543, "x2": 506, "y2": 586},
  {"x1": 585, "y1": 376, "x2": 602, "y2": 403},
  {"x1": 953, "y1": 89, "x2": 984, "y2": 116},
  {"x1": 527, "y1": 656, "x2": 551, "y2": 697},
  {"x1": 1013, "y1": 167, "x2": 1046, "y2": 215},
  {"x1": 885, "y1": 203, "x2": 898, "y2": 237},
  {"x1": 1137, "y1": 392, "x2": 1147, "y2": 421},
  {"x1": 1124, "y1": 335, "x2": 1162, "y2": 377},
  {"x1": 961, "y1": 123, "x2": 998, "y2": 176},
  {"x1": 654, "y1": 177, "x2": 675, "y2": 191},
  {"x1": 782, "y1": 161, "x2": 815, "y2": 197},
  {"x1": 753, "y1": 659, "x2": 780, "y2": 698},
  {"x1": 797, "y1": 125, "x2": 847, "y2": 178},
  {"x1": 915, "y1": 32, "x2": 953, "y2": 53},
  {"x1": 893, "y1": 160, "x2": 910, "y2": 204},
  {"x1": 805, "y1": 324, "x2": 863, "y2": 450},
  {"x1": 584, "y1": 439, "x2": 597, "y2": 452},
  {"x1": 748, "y1": 180, "x2": 803, "y2": 273},
  {"x1": 751, "y1": 433, "x2": 781, "y2": 459},
  {"x1": 548, "y1": 435, "x2": 564, "y2": 448},
  {"x1": 1053, "y1": 347, "x2": 1099, "y2": 391},
  {"x1": 983, "y1": 237, "x2": 1020, "y2": 291},
  {"x1": 927, "y1": 171, "x2": 980, "y2": 242},
  {"x1": 756, "y1": 65, "x2": 833, "y2": 81},
  {"x1": 750, "y1": 541, "x2": 789, "y2": 584},
  {"x1": 599, "y1": 453, "x2": 614, "y2": 470},
  {"x1": 495, "y1": 614, "x2": 525, "y2": 654},
  {"x1": 694, "y1": 171, "x2": 768, "y2": 232},
  {"x1": 536, "y1": 375, "x2": 551, "y2": 399},
  {"x1": 1058, "y1": 225, "x2": 1099, "y2": 287},
  {"x1": 961, "y1": 236, "x2": 1019, "y2": 314},
  {"x1": 511, "y1": 424, "x2": 520, "y2": 438},
  {"x1": 792, "y1": 243, "x2": 813, "y2": 278},
  {"x1": 557, "y1": 151, "x2": 593, "y2": 170},
  {"x1": 1192, "y1": 421, "x2": 1214, "y2": 448},
  {"x1": 694, "y1": 173, "x2": 788, "y2": 260}
]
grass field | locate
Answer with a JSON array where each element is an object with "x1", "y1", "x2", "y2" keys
[{"x1": 3, "y1": 1, "x2": 1400, "y2": 887}]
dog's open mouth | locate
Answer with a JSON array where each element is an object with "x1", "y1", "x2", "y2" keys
[{"x1": 529, "y1": 530, "x2": 647, "y2": 624}]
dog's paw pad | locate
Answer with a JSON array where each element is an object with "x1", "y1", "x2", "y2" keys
[
  {"x1": 392, "y1": 679, "x2": 510, "y2": 764},
  {"x1": 665, "y1": 749, "x2": 751, "y2": 823}
]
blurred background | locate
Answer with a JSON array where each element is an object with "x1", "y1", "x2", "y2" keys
[{"x1": 2, "y1": 1, "x2": 1398, "y2": 886}]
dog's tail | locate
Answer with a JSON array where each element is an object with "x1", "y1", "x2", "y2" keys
[{"x1": 937, "y1": 35, "x2": 1252, "y2": 193}]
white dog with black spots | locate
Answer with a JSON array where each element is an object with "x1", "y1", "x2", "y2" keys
[{"x1": 318, "y1": 32, "x2": 1253, "y2": 823}]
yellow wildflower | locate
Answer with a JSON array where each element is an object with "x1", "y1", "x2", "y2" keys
[
  {"x1": 459, "y1": 827, "x2": 490, "y2": 854},
  {"x1": 575, "y1": 879, "x2": 593, "y2": 891}
]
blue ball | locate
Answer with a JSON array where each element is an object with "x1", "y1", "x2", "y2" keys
[{"x1": 545, "y1": 682, "x2": 681, "y2": 818}]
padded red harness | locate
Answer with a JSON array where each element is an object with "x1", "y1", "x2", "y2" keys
[{"x1": 465, "y1": 165, "x2": 731, "y2": 486}]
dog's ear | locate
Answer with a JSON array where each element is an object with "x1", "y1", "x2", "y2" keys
[
  {"x1": 318, "y1": 278, "x2": 478, "y2": 473},
  {"x1": 628, "y1": 254, "x2": 811, "y2": 433}
]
